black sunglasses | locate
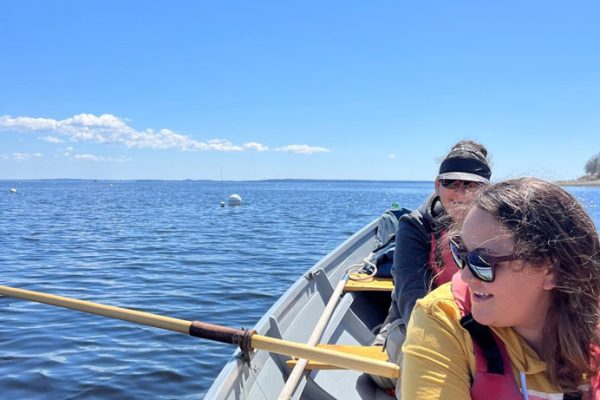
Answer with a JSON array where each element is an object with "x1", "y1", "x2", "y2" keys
[
  {"x1": 440, "y1": 179, "x2": 482, "y2": 190},
  {"x1": 449, "y1": 236, "x2": 519, "y2": 282}
]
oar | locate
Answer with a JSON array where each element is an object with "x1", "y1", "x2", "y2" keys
[
  {"x1": 0, "y1": 285, "x2": 399, "y2": 379},
  {"x1": 278, "y1": 273, "x2": 349, "y2": 400}
]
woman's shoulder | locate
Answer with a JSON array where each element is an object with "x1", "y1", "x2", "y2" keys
[
  {"x1": 397, "y1": 204, "x2": 435, "y2": 238},
  {"x1": 399, "y1": 194, "x2": 442, "y2": 230},
  {"x1": 412, "y1": 283, "x2": 463, "y2": 326},
  {"x1": 402, "y1": 283, "x2": 476, "y2": 398}
]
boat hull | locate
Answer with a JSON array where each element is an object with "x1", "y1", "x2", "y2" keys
[{"x1": 205, "y1": 218, "x2": 395, "y2": 399}]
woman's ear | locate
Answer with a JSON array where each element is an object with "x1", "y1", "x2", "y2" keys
[
  {"x1": 542, "y1": 264, "x2": 557, "y2": 291},
  {"x1": 434, "y1": 178, "x2": 441, "y2": 197}
]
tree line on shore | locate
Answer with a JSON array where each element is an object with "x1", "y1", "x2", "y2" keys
[{"x1": 583, "y1": 152, "x2": 600, "y2": 180}]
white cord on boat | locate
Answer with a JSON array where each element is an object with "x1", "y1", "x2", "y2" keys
[
  {"x1": 370, "y1": 322, "x2": 384, "y2": 335},
  {"x1": 346, "y1": 255, "x2": 378, "y2": 281}
]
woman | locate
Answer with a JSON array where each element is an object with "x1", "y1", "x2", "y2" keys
[
  {"x1": 389, "y1": 140, "x2": 491, "y2": 326},
  {"x1": 400, "y1": 178, "x2": 600, "y2": 399},
  {"x1": 372, "y1": 140, "x2": 492, "y2": 391}
]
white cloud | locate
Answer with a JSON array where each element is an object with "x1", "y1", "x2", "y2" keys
[
  {"x1": 202, "y1": 138, "x2": 243, "y2": 152},
  {"x1": 40, "y1": 136, "x2": 64, "y2": 143},
  {"x1": 1, "y1": 152, "x2": 43, "y2": 161},
  {"x1": 73, "y1": 153, "x2": 131, "y2": 162},
  {"x1": 0, "y1": 114, "x2": 265, "y2": 153},
  {"x1": 0, "y1": 113, "x2": 330, "y2": 156},
  {"x1": 0, "y1": 116, "x2": 58, "y2": 131},
  {"x1": 388, "y1": 154, "x2": 396, "y2": 159},
  {"x1": 73, "y1": 154, "x2": 102, "y2": 162},
  {"x1": 243, "y1": 142, "x2": 269, "y2": 152},
  {"x1": 274, "y1": 144, "x2": 331, "y2": 155}
]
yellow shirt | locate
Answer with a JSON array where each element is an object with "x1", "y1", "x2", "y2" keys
[{"x1": 400, "y1": 282, "x2": 565, "y2": 400}]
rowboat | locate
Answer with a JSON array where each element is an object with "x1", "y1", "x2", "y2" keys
[{"x1": 205, "y1": 216, "x2": 398, "y2": 399}]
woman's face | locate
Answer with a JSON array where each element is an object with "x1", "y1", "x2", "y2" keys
[
  {"x1": 434, "y1": 178, "x2": 479, "y2": 222},
  {"x1": 459, "y1": 207, "x2": 555, "y2": 339}
]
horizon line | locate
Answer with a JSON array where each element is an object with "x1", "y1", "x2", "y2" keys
[{"x1": 1, "y1": 178, "x2": 434, "y2": 183}]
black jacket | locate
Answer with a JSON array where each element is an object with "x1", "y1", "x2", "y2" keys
[{"x1": 387, "y1": 193, "x2": 446, "y2": 324}]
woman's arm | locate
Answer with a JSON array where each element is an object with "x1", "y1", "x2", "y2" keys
[{"x1": 391, "y1": 216, "x2": 432, "y2": 322}]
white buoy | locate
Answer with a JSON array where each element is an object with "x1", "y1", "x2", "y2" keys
[
  {"x1": 9, "y1": 188, "x2": 17, "y2": 193},
  {"x1": 228, "y1": 194, "x2": 242, "y2": 207},
  {"x1": 220, "y1": 201, "x2": 225, "y2": 208}
]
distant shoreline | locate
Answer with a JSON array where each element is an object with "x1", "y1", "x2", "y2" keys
[
  {"x1": 555, "y1": 179, "x2": 600, "y2": 187},
  {"x1": 2, "y1": 177, "x2": 600, "y2": 187},
  {"x1": 0, "y1": 178, "x2": 433, "y2": 184}
]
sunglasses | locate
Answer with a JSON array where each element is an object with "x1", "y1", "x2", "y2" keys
[
  {"x1": 440, "y1": 179, "x2": 482, "y2": 190},
  {"x1": 449, "y1": 236, "x2": 519, "y2": 282}
]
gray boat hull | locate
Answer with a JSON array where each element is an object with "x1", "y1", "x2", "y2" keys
[{"x1": 205, "y1": 218, "x2": 396, "y2": 399}]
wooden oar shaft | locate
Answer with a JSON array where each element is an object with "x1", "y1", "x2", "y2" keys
[
  {"x1": 252, "y1": 335, "x2": 398, "y2": 379},
  {"x1": 0, "y1": 285, "x2": 192, "y2": 334},
  {"x1": 0, "y1": 285, "x2": 399, "y2": 379}
]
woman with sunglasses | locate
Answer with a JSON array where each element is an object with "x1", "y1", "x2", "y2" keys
[
  {"x1": 400, "y1": 178, "x2": 600, "y2": 399},
  {"x1": 372, "y1": 140, "x2": 492, "y2": 390}
]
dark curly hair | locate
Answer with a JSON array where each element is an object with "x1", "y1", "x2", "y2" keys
[{"x1": 475, "y1": 178, "x2": 600, "y2": 392}]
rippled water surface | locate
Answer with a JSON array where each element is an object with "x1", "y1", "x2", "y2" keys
[{"x1": 1, "y1": 180, "x2": 598, "y2": 399}]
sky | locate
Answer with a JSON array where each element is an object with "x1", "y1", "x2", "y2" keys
[{"x1": 0, "y1": 1, "x2": 599, "y2": 181}]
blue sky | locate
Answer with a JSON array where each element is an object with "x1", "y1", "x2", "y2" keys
[{"x1": 1, "y1": 1, "x2": 599, "y2": 181}]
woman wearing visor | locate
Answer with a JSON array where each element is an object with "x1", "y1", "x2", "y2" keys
[
  {"x1": 372, "y1": 140, "x2": 492, "y2": 390},
  {"x1": 400, "y1": 178, "x2": 600, "y2": 399}
]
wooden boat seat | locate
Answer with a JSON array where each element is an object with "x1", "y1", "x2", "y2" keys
[
  {"x1": 343, "y1": 273, "x2": 394, "y2": 292},
  {"x1": 286, "y1": 344, "x2": 388, "y2": 370}
]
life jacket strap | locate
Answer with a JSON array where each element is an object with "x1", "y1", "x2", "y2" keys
[{"x1": 460, "y1": 313, "x2": 504, "y2": 375}]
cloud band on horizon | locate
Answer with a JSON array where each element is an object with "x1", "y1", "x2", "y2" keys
[{"x1": 0, "y1": 113, "x2": 331, "y2": 155}]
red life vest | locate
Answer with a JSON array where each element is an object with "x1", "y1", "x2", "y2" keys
[
  {"x1": 451, "y1": 273, "x2": 597, "y2": 400},
  {"x1": 592, "y1": 346, "x2": 600, "y2": 400},
  {"x1": 429, "y1": 231, "x2": 459, "y2": 287}
]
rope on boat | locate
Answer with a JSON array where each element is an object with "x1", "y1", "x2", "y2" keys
[{"x1": 346, "y1": 255, "x2": 378, "y2": 281}]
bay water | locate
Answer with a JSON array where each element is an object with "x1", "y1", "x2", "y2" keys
[{"x1": 1, "y1": 180, "x2": 598, "y2": 399}]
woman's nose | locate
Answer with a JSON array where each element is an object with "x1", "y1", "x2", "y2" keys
[{"x1": 459, "y1": 264, "x2": 477, "y2": 283}]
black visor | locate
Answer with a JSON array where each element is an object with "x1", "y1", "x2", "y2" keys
[{"x1": 438, "y1": 156, "x2": 491, "y2": 183}]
